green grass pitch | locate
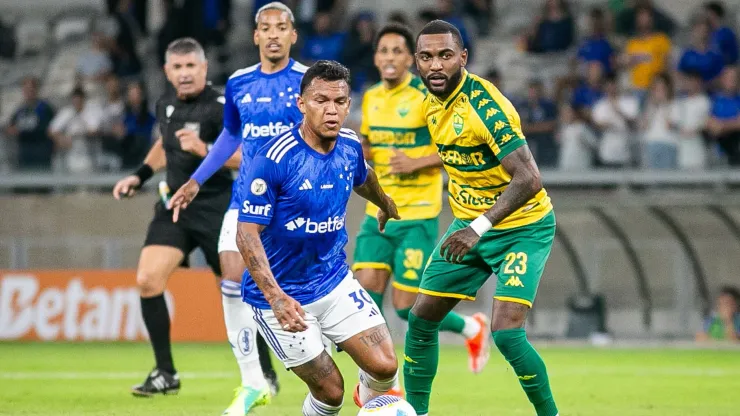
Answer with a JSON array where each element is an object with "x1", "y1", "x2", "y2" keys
[{"x1": 1, "y1": 342, "x2": 738, "y2": 415}]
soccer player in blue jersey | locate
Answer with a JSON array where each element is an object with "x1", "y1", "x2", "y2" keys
[
  {"x1": 236, "y1": 60, "x2": 403, "y2": 416},
  {"x1": 169, "y1": 2, "x2": 304, "y2": 414}
]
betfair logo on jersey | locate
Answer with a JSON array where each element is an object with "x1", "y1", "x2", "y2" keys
[
  {"x1": 452, "y1": 113, "x2": 464, "y2": 136},
  {"x1": 284, "y1": 215, "x2": 346, "y2": 234},
  {"x1": 241, "y1": 201, "x2": 272, "y2": 217},
  {"x1": 505, "y1": 276, "x2": 524, "y2": 287},
  {"x1": 242, "y1": 122, "x2": 293, "y2": 139}
]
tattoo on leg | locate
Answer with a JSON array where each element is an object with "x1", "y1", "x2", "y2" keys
[
  {"x1": 294, "y1": 352, "x2": 340, "y2": 386},
  {"x1": 359, "y1": 327, "x2": 390, "y2": 348}
]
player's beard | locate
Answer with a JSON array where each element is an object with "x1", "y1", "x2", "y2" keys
[{"x1": 423, "y1": 68, "x2": 464, "y2": 100}]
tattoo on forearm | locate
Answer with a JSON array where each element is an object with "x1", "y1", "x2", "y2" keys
[
  {"x1": 236, "y1": 229, "x2": 278, "y2": 295},
  {"x1": 359, "y1": 326, "x2": 390, "y2": 348},
  {"x1": 354, "y1": 168, "x2": 386, "y2": 210},
  {"x1": 485, "y1": 147, "x2": 540, "y2": 226}
]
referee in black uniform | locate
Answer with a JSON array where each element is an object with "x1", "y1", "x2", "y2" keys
[{"x1": 113, "y1": 38, "x2": 242, "y2": 396}]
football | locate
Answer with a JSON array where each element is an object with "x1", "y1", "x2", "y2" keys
[{"x1": 357, "y1": 395, "x2": 418, "y2": 416}]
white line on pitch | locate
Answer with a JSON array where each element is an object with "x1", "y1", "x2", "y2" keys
[{"x1": 0, "y1": 371, "x2": 235, "y2": 380}]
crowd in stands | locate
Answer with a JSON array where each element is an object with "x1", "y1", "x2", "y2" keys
[{"x1": 1, "y1": 0, "x2": 739, "y2": 174}]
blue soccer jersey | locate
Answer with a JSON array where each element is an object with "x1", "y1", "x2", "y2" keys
[
  {"x1": 223, "y1": 59, "x2": 307, "y2": 209},
  {"x1": 237, "y1": 126, "x2": 368, "y2": 309}
]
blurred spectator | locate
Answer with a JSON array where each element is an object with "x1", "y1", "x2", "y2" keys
[
  {"x1": 107, "y1": 0, "x2": 148, "y2": 35},
  {"x1": 696, "y1": 286, "x2": 740, "y2": 342},
  {"x1": 518, "y1": 80, "x2": 558, "y2": 167},
  {"x1": 0, "y1": 18, "x2": 16, "y2": 58},
  {"x1": 435, "y1": 0, "x2": 474, "y2": 61},
  {"x1": 341, "y1": 12, "x2": 379, "y2": 93},
  {"x1": 572, "y1": 61, "x2": 606, "y2": 122},
  {"x1": 116, "y1": 81, "x2": 155, "y2": 169},
  {"x1": 621, "y1": 6, "x2": 671, "y2": 95},
  {"x1": 576, "y1": 8, "x2": 615, "y2": 75},
  {"x1": 671, "y1": 71, "x2": 710, "y2": 170},
  {"x1": 677, "y1": 18, "x2": 724, "y2": 83},
  {"x1": 704, "y1": 1, "x2": 739, "y2": 66},
  {"x1": 557, "y1": 103, "x2": 597, "y2": 170},
  {"x1": 301, "y1": 12, "x2": 346, "y2": 63},
  {"x1": 463, "y1": 0, "x2": 493, "y2": 37},
  {"x1": 707, "y1": 67, "x2": 740, "y2": 165},
  {"x1": 157, "y1": 0, "x2": 184, "y2": 66},
  {"x1": 4, "y1": 77, "x2": 55, "y2": 171},
  {"x1": 615, "y1": 0, "x2": 675, "y2": 37},
  {"x1": 522, "y1": 0, "x2": 575, "y2": 54},
  {"x1": 99, "y1": 76, "x2": 126, "y2": 171},
  {"x1": 49, "y1": 88, "x2": 104, "y2": 173},
  {"x1": 639, "y1": 74, "x2": 677, "y2": 169},
  {"x1": 109, "y1": 0, "x2": 143, "y2": 79},
  {"x1": 77, "y1": 32, "x2": 113, "y2": 86},
  {"x1": 592, "y1": 74, "x2": 639, "y2": 167},
  {"x1": 387, "y1": 11, "x2": 411, "y2": 27}
]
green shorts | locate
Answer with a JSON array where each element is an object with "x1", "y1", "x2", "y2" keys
[
  {"x1": 420, "y1": 211, "x2": 556, "y2": 307},
  {"x1": 352, "y1": 215, "x2": 439, "y2": 293}
]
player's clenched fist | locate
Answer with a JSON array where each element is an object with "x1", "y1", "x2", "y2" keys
[
  {"x1": 268, "y1": 293, "x2": 308, "y2": 333},
  {"x1": 376, "y1": 194, "x2": 401, "y2": 233},
  {"x1": 113, "y1": 175, "x2": 142, "y2": 200},
  {"x1": 168, "y1": 178, "x2": 200, "y2": 223},
  {"x1": 176, "y1": 128, "x2": 207, "y2": 157}
]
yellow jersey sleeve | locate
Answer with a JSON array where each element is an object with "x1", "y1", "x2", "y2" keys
[{"x1": 472, "y1": 80, "x2": 527, "y2": 161}]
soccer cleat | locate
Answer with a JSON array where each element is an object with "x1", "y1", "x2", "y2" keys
[
  {"x1": 465, "y1": 312, "x2": 491, "y2": 374},
  {"x1": 131, "y1": 368, "x2": 180, "y2": 397},
  {"x1": 222, "y1": 385, "x2": 271, "y2": 415},
  {"x1": 352, "y1": 383, "x2": 403, "y2": 408}
]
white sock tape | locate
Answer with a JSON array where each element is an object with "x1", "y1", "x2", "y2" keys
[{"x1": 469, "y1": 215, "x2": 493, "y2": 237}]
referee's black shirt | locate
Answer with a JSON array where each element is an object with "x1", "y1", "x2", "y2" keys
[{"x1": 155, "y1": 85, "x2": 233, "y2": 198}]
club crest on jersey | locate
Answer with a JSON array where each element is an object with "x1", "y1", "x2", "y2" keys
[
  {"x1": 250, "y1": 178, "x2": 267, "y2": 196},
  {"x1": 453, "y1": 113, "x2": 464, "y2": 136},
  {"x1": 166, "y1": 105, "x2": 174, "y2": 118},
  {"x1": 397, "y1": 102, "x2": 410, "y2": 118}
]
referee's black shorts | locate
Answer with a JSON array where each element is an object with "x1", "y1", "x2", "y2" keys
[{"x1": 143, "y1": 192, "x2": 230, "y2": 276}]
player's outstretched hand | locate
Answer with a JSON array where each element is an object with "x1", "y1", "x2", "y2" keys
[
  {"x1": 269, "y1": 293, "x2": 308, "y2": 333},
  {"x1": 113, "y1": 175, "x2": 141, "y2": 200},
  {"x1": 169, "y1": 179, "x2": 200, "y2": 223},
  {"x1": 388, "y1": 148, "x2": 417, "y2": 175},
  {"x1": 440, "y1": 227, "x2": 480, "y2": 264},
  {"x1": 376, "y1": 195, "x2": 401, "y2": 233}
]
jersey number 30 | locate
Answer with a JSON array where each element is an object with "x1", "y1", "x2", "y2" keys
[{"x1": 348, "y1": 289, "x2": 374, "y2": 310}]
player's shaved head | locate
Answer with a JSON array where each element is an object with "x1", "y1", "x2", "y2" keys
[
  {"x1": 255, "y1": 1, "x2": 295, "y2": 25},
  {"x1": 254, "y1": 2, "x2": 297, "y2": 66},
  {"x1": 416, "y1": 19, "x2": 464, "y2": 51},
  {"x1": 415, "y1": 20, "x2": 468, "y2": 99},
  {"x1": 297, "y1": 61, "x2": 351, "y2": 143}
]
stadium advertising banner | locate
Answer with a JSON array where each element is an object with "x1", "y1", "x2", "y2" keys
[{"x1": 0, "y1": 270, "x2": 226, "y2": 341}]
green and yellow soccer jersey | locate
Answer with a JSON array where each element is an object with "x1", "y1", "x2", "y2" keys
[
  {"x1": 360, "y1": 73, "x2": 443, "y2": 220},
  {"x1": 422, "y1": 70, "x2": 553, "y2": 229}
]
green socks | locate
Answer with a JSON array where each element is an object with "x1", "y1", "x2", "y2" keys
[
  {"x1": 396, "y1": 307, "x2": 411, "y2": 321},
  {"x1": 367, "y1": 290, "x2": 384, "y2": 315},
  {"x1": 403, "y1": 312, "x2": 441, "y2": 415},
  {"x1": 438, "y1": 310, "x2": 466, "y2": 334},
  {"x1": 492, "y1": 328, "x2": 558, "y2": 416}
]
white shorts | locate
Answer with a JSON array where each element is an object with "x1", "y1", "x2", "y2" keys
[
  {"x1": 218, "y1": 209, "x2": 239, "y2": 253},
  {"x1": 251, "y1": 273, "x2": 386, "y2": 368}
]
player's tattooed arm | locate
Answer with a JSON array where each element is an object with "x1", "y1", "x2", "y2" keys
[
  {"x1": 236, "y1": 221, "x2": 308, "y2": 332},
  {"x1": 483, "y1": 145, "x2": 542, "y2": 226}
]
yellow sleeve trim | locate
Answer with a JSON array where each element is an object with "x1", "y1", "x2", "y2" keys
[
  {"x1": 494, "y1": 296, "x2": 533, "y2": 308},
  {"x1": 392, "y1": 281, "x2": 420, "y2": 293},
  {"x1": 352, "y1": 262, "x2": 392, "y2": 272},
  {"x1": 419, "y1": 288, "x2": 476, "y2": 301}
]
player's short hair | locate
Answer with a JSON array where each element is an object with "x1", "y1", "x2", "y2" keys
[
  {"x1": 300, "y1": 60, "x2": 351, "y2": 95},
  {"x1": 165, "y1": 37, "x2": 206, "y2": 63},
  {"x1": 720, "y1": 286, "x2": 740, "y2": 303},
  {"x1": 374, "y1": 23, "x2": 415, "y2": 54},
  {"x1": 255, "y1": 1, "x2": 295, "y2": 24},
  {"x1": 704, "y1": 1, "x2": 725, "y2": 19},
  {"x1": 416, "y1": 19, "x2": 464, "y2": 50}
]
